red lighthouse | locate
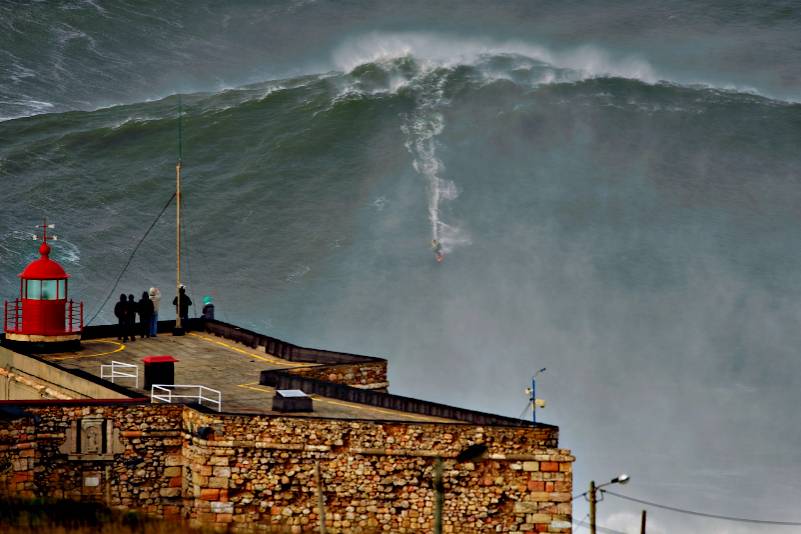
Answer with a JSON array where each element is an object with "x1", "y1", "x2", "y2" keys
[{"x1": 3, "y1": 222, "x2": 83, "y2": 345}]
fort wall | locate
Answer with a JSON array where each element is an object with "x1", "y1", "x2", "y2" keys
[{"x1": 0, "y1": 402, "x2": 572, "y2": 533}]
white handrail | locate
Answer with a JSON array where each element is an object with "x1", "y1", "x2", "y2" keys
[
  {"x1": 101, "y1": 361, "x2": 139, "y2": 388},
  {"x1": 151, "y1": 384, "x2": 222, "y2": 412}
]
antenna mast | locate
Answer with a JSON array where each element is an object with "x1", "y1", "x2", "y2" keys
[{"x1": 174, "y1": 95, "x2": 185, "y2": 335}]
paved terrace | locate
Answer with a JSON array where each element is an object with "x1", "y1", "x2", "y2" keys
[{"x1": 29, "y1": 327, "x2": 456, "y2": 423}]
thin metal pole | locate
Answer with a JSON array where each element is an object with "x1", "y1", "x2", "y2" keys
[
  {"x1": 531, "y1": 375, "x2": 536, "y2": 424},
  {"x1": 315, "y1": 461, "x2": 327, "y2": 534},
  {"x1": 175, "y1": 95, "x2": 183, "y2": 333},
  {"x1": 640, "y1": 509, "x2": 646, "y2": 534},
  {"x1": 589, "y1": 480, "x2": 597, "y2": 534},
  {"x1": 434, "y1": 457, "x2": 443, "y2": 534}
]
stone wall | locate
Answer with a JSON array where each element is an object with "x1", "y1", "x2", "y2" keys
[
  {"x1": 283, "y1": 362, "x2": 388, "y2": 390},
  {"x1": 0, "y1": 402, "x2": 573, "y2": 533},
  {"x1": 0, "y1": 403, "x2": 184, "y2": 518}
]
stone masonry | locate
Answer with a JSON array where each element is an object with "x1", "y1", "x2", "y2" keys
[{"x1": 0, "y1": 402, "x2": 573, "y2": 533}]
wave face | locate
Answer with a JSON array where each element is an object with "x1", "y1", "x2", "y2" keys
[{"x1": 3, "y1": 3, "x2": 801, "y2": 531}]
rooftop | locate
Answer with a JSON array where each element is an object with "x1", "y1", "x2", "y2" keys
[
  {"x1": 11, "y1": 318, "x2": 546, "y2": 429},
  {"x1": 29, "y1": 328, "x2": 455, "y2": 423}
]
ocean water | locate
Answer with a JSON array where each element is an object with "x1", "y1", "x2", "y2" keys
[{"x1": 2, "y1": 2, "x2": 801, "y2": 532}]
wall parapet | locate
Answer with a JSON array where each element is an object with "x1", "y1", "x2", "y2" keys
[{"x1": 259, "y1": 369, "x2": 547, "y2": 429}]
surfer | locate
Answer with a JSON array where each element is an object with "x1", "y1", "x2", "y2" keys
[{"x1": 431, "y1": 239, "x2": 444, "y2": 263}]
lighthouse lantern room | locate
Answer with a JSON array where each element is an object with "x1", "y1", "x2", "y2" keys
[{"x1": 3, "y1": 222, "x2": 83, "y2": 344}]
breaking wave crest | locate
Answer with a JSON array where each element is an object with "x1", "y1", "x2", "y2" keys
[{"x1": 332, "y1": 32, "x2": 659, "y2": 85}]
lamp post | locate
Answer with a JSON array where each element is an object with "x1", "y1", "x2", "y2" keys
[
  {"x1": 433, "y1": 444, "x2": 488, "y2": 534},
  {"x1": 589, "y1": 473, "x2": 630, "y2": 534}
]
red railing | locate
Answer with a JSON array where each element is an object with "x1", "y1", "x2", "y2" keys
[
  {"x1": 3, "y1": 299, "x2": 83, "y2": 334},
  {"x1": 4, "y1": 299, "x2": 22, "y2": 333},
  {"x1": 67, "y1": 299, "x2": 84, "y2": 333}
]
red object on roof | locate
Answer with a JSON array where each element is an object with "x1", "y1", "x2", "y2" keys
[
  {"x1": 19, "y1": 242, "x2": 69, "y2": 279},
  {"x1": 142, "y1": 355, "x2": 179, "y2": 363}
]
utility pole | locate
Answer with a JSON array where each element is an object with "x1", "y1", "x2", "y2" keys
[
  {"x1": 587, "y1": 474, "x2": 630, "y2": 534},
  {"x1": 640, "y1": 509, "x2": 647, "y2": 534}
]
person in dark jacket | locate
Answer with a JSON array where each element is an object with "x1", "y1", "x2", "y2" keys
[
  {"x1": 126, "y1": 294, "x2": 138, "y2": 341},
  {"x1": 138, "y1": 291, "x2": 154, "y2": 338},
  {"x1": 113, "y1": 293, "x2": 129, "y2": 341},
  {"x1": 172, "y1": 285, "x2": 192, "y2": 330}
]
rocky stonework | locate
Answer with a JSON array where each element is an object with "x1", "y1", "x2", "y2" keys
[
  {"x1": 0, "y1": 404, "x2": 185, "y2": 519},
  {"x1": 284, "y1": 362, "x2": 389, "y2": 390},
  {"x1": 0, "y1": 417, "x2": 37, "y2": 498},
  {"x1": 0, "y1": 403, "x2": 572, "y2": 533}
]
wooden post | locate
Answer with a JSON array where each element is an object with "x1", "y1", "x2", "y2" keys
[
  {"x1": 589, "y1": 480, "x2": 597, "y2": 534},
  {"x1": 640, "y1": 509, "x2": 647, "y2": 534}
]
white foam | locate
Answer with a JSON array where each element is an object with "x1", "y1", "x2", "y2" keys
[
  {"x1": 52, "y1": 239, "x2": 81, "y2": 265},
  {"x1": 285, "y1": 265, "x2": 310, "y2": 282},
  {"x1": 332, "y1": 32, "x2": 658, "y2": 84},
  {"x1": 399, "y1": 66, "x2": 472, "y2": 255}
]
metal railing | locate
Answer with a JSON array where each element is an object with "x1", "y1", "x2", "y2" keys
[
  {"x1": 4, "y1": 299, "x2": 21, "y2": 333},
  {"x1": 151, "y1": 384, "x2": 222, "y2": 412},
  {"x1": 2, "y1": 298, "x2": 83, "y2": 334},
  {"x1": 66, "y1": 299, "x2": 84, "y2": 333},
  {"x1": 100, "y1": 361, "x2": 139, "y2": 388}
]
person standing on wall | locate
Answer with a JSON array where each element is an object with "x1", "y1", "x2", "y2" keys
[
  {"x1": 114, "y1": 293, "x2": 130, "y2": 342},
  {"x1": 173, "y1": 285, "x2": 192, "y2": 331},
  {"x1": 148, "y1": 287, "x2": 161, "y2": 337},
  {"x1": 138, "y1": 291, "x2": 154, "y2": 338},
  {"x1": 126, "y1": 294, "x2": 138, "y2": 341}
]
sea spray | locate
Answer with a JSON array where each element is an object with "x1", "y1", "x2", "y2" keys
[{"x1": 400, "y1": 70, "x2": 471, "y2": 254}]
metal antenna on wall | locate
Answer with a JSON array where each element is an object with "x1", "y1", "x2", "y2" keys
[{"x1": 523, "y1": 368, "x2": 547, "y2": 424}]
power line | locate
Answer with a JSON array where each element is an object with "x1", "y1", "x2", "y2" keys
[
  {"x1": 572, "y1": 513, "x2": 590, "y2": 532},
  {"x1": 604, "y1": 490, "x2": 801, "y2": 526},
  {"x1": 573, "y1": 515, "x2": 627, "y2": 534},
  {"x1": 85, "y1": 193, "x2": 176, "y2": 326}
]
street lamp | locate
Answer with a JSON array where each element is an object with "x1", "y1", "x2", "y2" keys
[{"x1": 589, "y1": 473, "x2": 630, "y2": 534}]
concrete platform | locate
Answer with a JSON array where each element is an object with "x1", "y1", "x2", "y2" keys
[{"x1": 32, "y1": 331, "x2": 455, "y2": 423}]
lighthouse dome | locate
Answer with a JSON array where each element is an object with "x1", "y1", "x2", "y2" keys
[{"x1": 19, "y1": 242, "x2": 69, "y2": 279}]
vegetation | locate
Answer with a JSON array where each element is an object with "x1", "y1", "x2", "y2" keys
[{"x1": 0, "y1": 498, "x2": 203, "y2": 534}]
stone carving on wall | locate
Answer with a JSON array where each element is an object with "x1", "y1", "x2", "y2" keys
[{"x1": 59, "y1": 417, "x2": 123, "y2": 460}]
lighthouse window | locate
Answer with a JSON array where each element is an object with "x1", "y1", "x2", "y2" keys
[
  {"x1": 26, "y1": 280, "x2": 41, "y2": 299},
  {"x1": 58, "y1": 279, "x2": 66, "y2": 299},
  {"x1": 41, "y1": 280, "x2": 57, "y2": 300}
]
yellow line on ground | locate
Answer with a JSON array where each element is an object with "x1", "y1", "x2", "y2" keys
[
  {"x1": 190, "y1": 333, "x2": 307, "y2": 367},
  {"x1": 51, "y1": 339, "x2": 126, "y2": 360},
  {"x1": 236, "y1": 383, "x2": 433, "y2": 421},
  {"x1": 238, "y1": 383, "x2": 271, "y2": 393}
]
